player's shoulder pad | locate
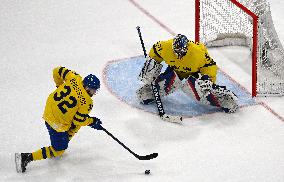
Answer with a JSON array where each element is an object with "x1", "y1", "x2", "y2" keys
[
  {"x1": 161, "y1": 39, "x2": 174, "y2": 51},
  {"x1": 66, "y1": 69, "x2": 82, "y2": 81},
  {"x1": 153, "y1": 41, "x2": 163, "y2": 52},
  {"x1": 54, "y1": 66, "x2": 79, "y2": 79},
  {"x1": 189, "y1": 41, "x2": 207, "y2": 51}
]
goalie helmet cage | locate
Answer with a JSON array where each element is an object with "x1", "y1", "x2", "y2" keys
[{"x1": 195, "y1": 0, "x2": 284, "y2": 97}]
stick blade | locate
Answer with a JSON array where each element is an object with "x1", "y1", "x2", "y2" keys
[
  {"x1": 137, "y1": 152, "x2": 158, "y2": 160},
  {"x1": 161, "y1": 114, "x2": 182, "y2": 123}
]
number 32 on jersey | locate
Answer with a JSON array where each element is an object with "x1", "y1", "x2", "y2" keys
[{"x1": 53, "y1": 85, "x2": 77, "y2": 114}]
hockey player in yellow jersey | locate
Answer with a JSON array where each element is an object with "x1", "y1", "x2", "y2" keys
[
  {"x1": 15, "y1": 66, "x2": 103, "y2": 173},
  {"x1": 137, "y1": 34, "x2": 238, "y2": 113}
]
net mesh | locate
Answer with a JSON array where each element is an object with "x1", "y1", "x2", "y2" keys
[{"x1": 199, "y1": 0, "x2": 284, "y2": 96}]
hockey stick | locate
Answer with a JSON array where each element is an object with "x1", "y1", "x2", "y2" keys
[
  {"x1": 101, "y1": 126, "x2": 158, "y2": 160},
  {"x1": 136, "y1": 26, "x2": 182, "y2": 123},
  {"x1": 136, "y1": 26, "x2": 147, "y2": 58}
]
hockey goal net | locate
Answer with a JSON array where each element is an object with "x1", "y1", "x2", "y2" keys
[{"x1": 195, "y1": 0, "x2": 284, "y2": 97}]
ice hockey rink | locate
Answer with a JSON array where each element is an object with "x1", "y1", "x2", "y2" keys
[{"x1": 1, "y1": 0, "x2": 284, "y2": 181}]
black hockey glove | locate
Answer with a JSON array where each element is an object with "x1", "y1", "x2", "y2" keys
[{"x1": 89, "y1": 117, "x2": 103, "y2": 130}]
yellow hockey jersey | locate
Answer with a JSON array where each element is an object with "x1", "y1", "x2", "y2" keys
[
  {"x1": 149, "y1": 39, "x2": 217, "y2": 82},
  {"x1": 43, "y1": 67, "x2": 94, "y2": 132}
]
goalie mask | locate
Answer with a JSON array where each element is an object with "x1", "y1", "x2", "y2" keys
[{"x1": 173, "y1": 34, "x2": 189, "y2": 58}]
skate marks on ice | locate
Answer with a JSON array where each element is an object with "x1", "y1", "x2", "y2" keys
[{"x1": 103, "y1": 56, "x2": 256, "y2": 118}]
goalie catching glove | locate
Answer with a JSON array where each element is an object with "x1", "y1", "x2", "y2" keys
[{"x1": 139, "y1": 56, "x2": 163, "y2": 84}]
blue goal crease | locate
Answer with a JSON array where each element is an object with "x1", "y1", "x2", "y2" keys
[{"x1": 103, "y1": 56, "x2": 256, "y2": 117}]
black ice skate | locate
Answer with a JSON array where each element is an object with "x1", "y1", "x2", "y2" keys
[{"x1": 15, "y1": 153, "x2": 33, "y2": 173}]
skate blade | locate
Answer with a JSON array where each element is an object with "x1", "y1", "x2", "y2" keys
[{"x1": 15, "y1": 153, "x2": 22, "y2": 173}]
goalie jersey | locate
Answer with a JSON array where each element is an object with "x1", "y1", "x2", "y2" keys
[
  {"x1": 148, "y1": 39, "x2": 217, "y2": 82},
  {"x1": 43, "y1": 67, "x2": 94, "y2": 132}
]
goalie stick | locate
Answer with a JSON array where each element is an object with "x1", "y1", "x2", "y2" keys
[
  {"x1": 136, "y1": 26, "x2": 182, "y2": 123},
  {"x1": 101, "y1": 126, "x2": 158, "y2": 160}
]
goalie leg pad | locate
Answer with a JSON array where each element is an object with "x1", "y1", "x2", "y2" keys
[
  {"x1": 139, "y1": 57, "x2": 163, "y2": 84},
  {"x1": 181, "y1": 74, "x2": 212, "y2": 105},
  {"x1": 136, "y1": 84, "x2": 155, "y2": 105},
  {"x1": 155, "y1": 67, "x2": 182, "y2": 96},
  {"x1": 211, "y1": 84, "x2": 239, "y2": 113},
  {"x1": 136, "y1": 68, "x2": 181, "y2": 104},
  {"x1": 182, "y1": 75, "x2": 238, "y2": 113}
]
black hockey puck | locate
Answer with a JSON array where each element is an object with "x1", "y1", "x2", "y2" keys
[{"x1": 145, "y1": 169, "x2": 150, "y2": 175}]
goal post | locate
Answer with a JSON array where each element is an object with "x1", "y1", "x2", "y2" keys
[{"x1": 195, "y1": 0, "x2": 284, "y2": 97}]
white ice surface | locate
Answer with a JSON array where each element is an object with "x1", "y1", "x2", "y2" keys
[{"x1": 0, "y1": 0, "x2": 284, "y2": 181}]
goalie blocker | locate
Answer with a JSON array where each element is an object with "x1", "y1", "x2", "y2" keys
[{"x1": 139, "y1": 56, "x2": 163, "y2": 84}]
